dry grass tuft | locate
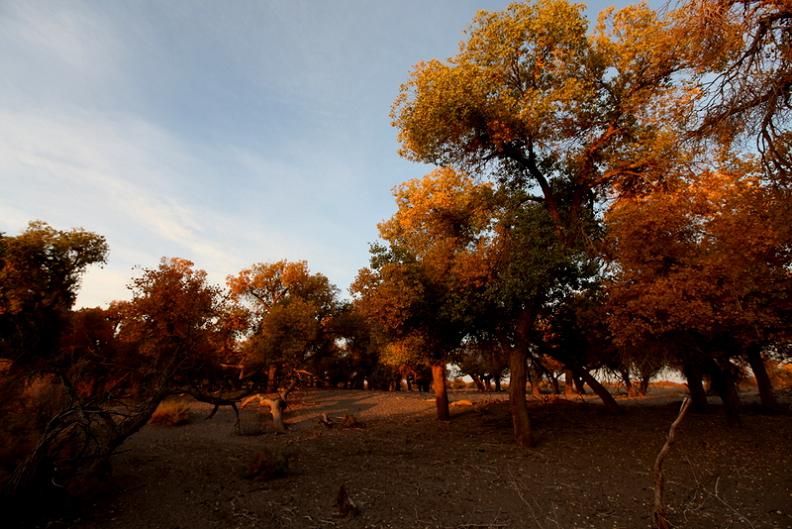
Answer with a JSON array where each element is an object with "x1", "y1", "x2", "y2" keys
[{"x1": 149, "y1": 400, "x2": 192, "y2": 426}]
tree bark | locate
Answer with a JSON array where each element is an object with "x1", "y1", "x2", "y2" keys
[
  {"x1": 621, "y1": 369, "x2": 638, "y2": 397},
  {"x1": 710, "y1": 360, "x2": 741, "y2": 424},
  {"x1": 431, "y1": 362, "x2": 450, "y2": 421},
  {"x1": 266, "y1": 363, "x2": 279, "y2": 393},
  {"x1": 564, "y1": 369, "x2": 576, "y2": 397},
  {"x1": 530, "y1": 363, "x2": 543, "y2": 397},
  {"x1": 639, "y1": 374, "x2": 651, "y2": 396},
  {"x1": 573, "y1": 374, "x2": 586, "y2": 395},
  {"x1": 575, "y1": 368, "x2": 620, "y2": 413},
  {"x1": 509, "y1": 347, "x2": 534, "y2": 447},
  {"x1": 746, "y1": 347, "x2": 777, "y2": 408},
  {"x1": 470, "y1": 374, "x2": 486, "y2": 393},
  {"x1": 682, "y1": 363, "x2": 708, "y2": 411}
]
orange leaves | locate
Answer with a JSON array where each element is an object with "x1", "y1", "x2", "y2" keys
[
  {"x1": 606, "y1": 165, "x2": 792, "y2": 348},
  {"x1": 379, "y1": 168, "x2": 494, "y2": 253},
  {"x1": 229, "y1": 259, "x2": 339, "y2": 367}
]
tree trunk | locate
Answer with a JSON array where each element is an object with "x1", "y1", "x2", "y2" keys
[
  {"x1": 639, "y1": 374, "x2": 651, "y2": 396},
  {"x1": 266, "y1": 363, "x2": 279, "y2": 393},
  {"x1": 470, "y1": 374, "x2": 486, "y2": 393},
  {"x1": 509, "y1": 347, "x2": 534, "y2": 447},
  {"x1": 550, "y1": 373, "x2": 560, "y2": 395},
  {"x1": 431, "y1": 362, "x2": 449, "y2": 421},
  {"x1": 621, "y1": 369, "x2": 638, "y2": 397},
  {"x1": 710, "y1": 360, "x2": 741, "y2": 424},
  {"x1": 494, "y1": 376, "x2": 502, "y2": 393},
  {"x1": 573, "y1": 375, "x2": 586, "y2": 395},
  {"x1": 746, "y1": 347, "x2": 777, "y2": 408},
  {"x1": 576, "y1": 368, "x2": 620, "y2": 413},
  {"x1": 564, "y1": 369, "x2": 576, "y2": 397},
  {"x1": 682, "y1": 363, "x2": 708, "y2": 411},
  {"x1": 530, "y1": 363, "x2": 543, "y2": 397}
]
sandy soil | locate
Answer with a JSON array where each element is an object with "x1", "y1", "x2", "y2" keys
[{"x1": 31, "y1": 388, "x2": 792, "y2": 529}]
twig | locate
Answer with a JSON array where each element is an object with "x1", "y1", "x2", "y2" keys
[
  {"x1": 508, "y1": 467, "x2": 545, "y2": 529},
  {"x1": 707, "y1": 475, "x2": 755, "y2": 529},
  {"x1": 653, "y1": 397, "x2": 691, "y2": 529}
]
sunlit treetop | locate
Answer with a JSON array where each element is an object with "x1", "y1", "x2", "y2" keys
[
  {"x1": 392, "y1": 0, "x2": 693, "y2": 232},
  {"x1": 227, "y1": 259, "x2": 337, "y2": 317},
  {"x1": 675, "y1": 0, "x2": 792, "y2": 177}
]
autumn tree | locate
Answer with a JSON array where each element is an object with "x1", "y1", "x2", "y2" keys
[
  {"x1": 675, "y1": 0, "x2": 792, "y2": 177},
  {"x1": 606, "y1": 165, "x2": 792, "y2": 416},
  {"x1": 390, "y1": 0, "x2": 697, "y2": 443},
  {"x1": 353, "y1": 168, "x2": 495, "y2": 420},
  {"x1": 0, "y1": 222, "x2": 107, "y2": 505},
  {"x1": 538, "y1": 285, "x2": 621, "y2": 410},
  {"x1": 228, "y1": 260, "x2": 340, "y2": 391},
  {"x1": 0, "y1": 221, "x2": 108, "y2": 370},
  {"x1": 457, "y1": 338, "x2": 508, "y2": 392},
  {"x1": 392, "y1": 0, "x2": 692, "y2": 238},
  {"x1": 323, "y1": 303, "x2": 385, "y2": 389}
]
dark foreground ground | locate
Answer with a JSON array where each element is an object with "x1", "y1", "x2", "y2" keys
[{"x1": 31, "y1": 388, "x2": 792, "y2": 529}]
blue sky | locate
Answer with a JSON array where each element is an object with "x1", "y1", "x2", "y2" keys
[{"x1": 1, "y1": 0, "x2": 642, "y2": 307}]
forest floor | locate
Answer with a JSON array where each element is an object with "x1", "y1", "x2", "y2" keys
[{"x1": 30, "y1": 387, "x2": 792, "y2": 529}]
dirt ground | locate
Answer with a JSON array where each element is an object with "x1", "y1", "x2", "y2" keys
[{"x1": 31, "y1": 388, "x2": 792, "y2": 529}]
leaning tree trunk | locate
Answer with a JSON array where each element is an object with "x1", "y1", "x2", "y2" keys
[
  {"x1": 470, "y1": 374, "x2": 486, "y2": 393},
  {"x1": 573, "y1": 368, "x2": 620, "y2": 413},
  {"x1": 746, "y1": 347, "x2": 777, "y2": 408},
  {"x1": 431, "y1": 362, "x2": 450, "y2": 420}
]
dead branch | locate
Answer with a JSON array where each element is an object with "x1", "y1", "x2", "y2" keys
[
  {"x1": 319, "y1": 413, "x2": 334, "y2": 428},
  {"x1": 334, "y1": 484, "x2": 360, "y2": 517},
  {"x1": 653, "y1": 397, "x2": 692, "y2": 529}
]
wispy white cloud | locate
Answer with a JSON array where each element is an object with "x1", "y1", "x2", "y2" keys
[
  {"x1": 0, "y1": 107, "x2": 340, "y2": 306},
  {"x1": 4, "y1": 0, "x2": 539, "y2": 310}
]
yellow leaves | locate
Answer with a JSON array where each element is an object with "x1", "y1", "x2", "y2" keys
[
  {"x1": 378, "y1": 167, "x2": 494, "y2": 258},
  {"x1": 381, "y1": 333, "x2": 427, "y2": 368}
]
